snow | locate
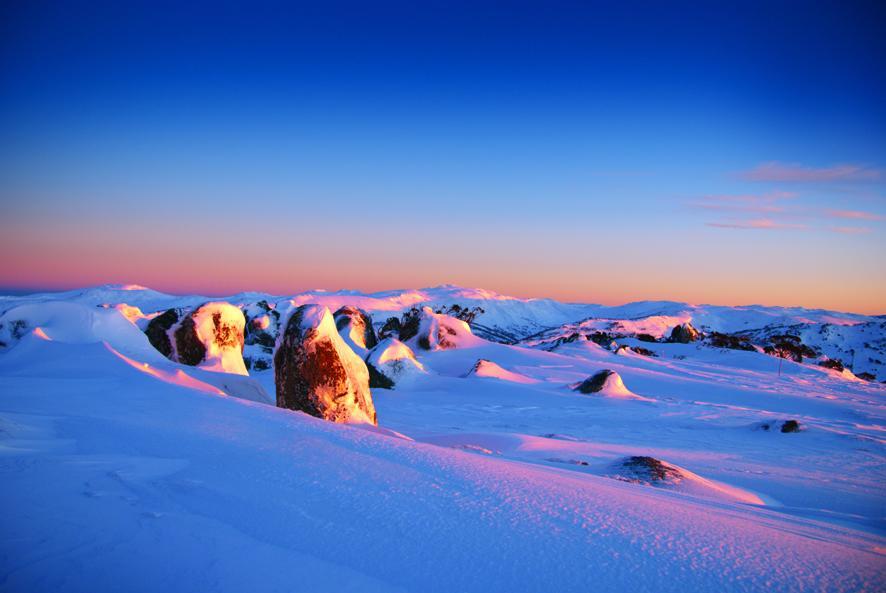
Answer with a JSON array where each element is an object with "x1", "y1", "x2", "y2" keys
[
  {"x1": 366, "y1": 338, "x2": 426, "y2": 385},
  {"x1": 1, "y1": 285, "x2": 885, "y2": 592},
  {"x1": 189, "y1": 302, "x2": 248, "y2": 376}
]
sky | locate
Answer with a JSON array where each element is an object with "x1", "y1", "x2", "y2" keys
[{"x1": 1, "y1": 1, "x2": 885, "y2": 313}]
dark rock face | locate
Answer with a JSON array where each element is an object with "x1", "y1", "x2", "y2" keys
[
  {"x1": 274, "y1": 305, "x2": 377, "y2": 425},
  {"x1": 669, "y1": 323, "x2": 700, "y2": 343},
  {"x1": 781, "y1": 420, "x2": 801, "y2": 433},
  {"x1": 334, "y1": 306, "x2": 378, "y2": 350},
  {"x1": 636, "y1": 333, "x2": 657, "y2": 343},
  {"x1": 378, "y1": 317, "x2": 401, "y2": 340},
  {"x1": 144, "y1": 308, "x2": 181, "y2": 358},
  {"x1": 366, "y1": 361, "x2": 395, "y2": 389},
  {"x1": 619, "y1": 456, "x2": 683, "y2": 484},
  {"x1": 575, "y1": 370, "x2": 616, "y2": 394},
  {"x1": 174, "y1": 315, "x2": 207, "y2": 366}
]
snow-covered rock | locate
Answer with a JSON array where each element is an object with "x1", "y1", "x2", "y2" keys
[
  {"x1": 274, "y1": 304, "x2": 377, "y2": 425},
  {"x1": 669, "y1": 322, "x2": 700, "y2": 343},
  {"x1": 333, "y1": 306, "x2": 378, "y2": 354},
  {"x1": 465, "y1": 359, "x2": 536, "y2": 384},
  {"x1": 242, "y1": 300, "x2": 281, "y2": 372},
  {"x1": 400, "y1": 306, "x2": 480, "y2": 351},
  {"x1": 572, "y1": 370, "x2": 649, "y2": 400},
  {"x1": 364, "y1": 337, "x2": 425, "y2": 389}
]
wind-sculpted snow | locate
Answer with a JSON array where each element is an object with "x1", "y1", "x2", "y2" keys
[
  {"x1": 1, "y1": 334, "x2": 883, "y2": 592},
  {"x1": 1, "y1": 285, "x2": 885, "y2": 592}
]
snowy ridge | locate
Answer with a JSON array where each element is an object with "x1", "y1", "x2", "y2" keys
[{"x1": 1, "y1": 284, "x2": 885, "y2": 592}]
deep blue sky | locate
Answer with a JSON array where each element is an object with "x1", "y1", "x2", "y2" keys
[{"x1": 1, "y1": 1, "x2": 884, "y2": 312}]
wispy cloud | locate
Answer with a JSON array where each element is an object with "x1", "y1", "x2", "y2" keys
[
  {"x1": 739, "y1": 162, "x2": 881, "y2": 183},
  {"x1": 706, "y1": 218, "x2": 807, "y2": 230},
  {"x1": 689, "y1": 191, "x2": 797, "y2": 214},
  {"x1": 829, "y1": 226, "x2": 872, "y2": 234},
  {"x1": 825, "y1": 209, "x2": 885, "y2": 221}
]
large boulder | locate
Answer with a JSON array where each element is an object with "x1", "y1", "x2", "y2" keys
[
  {"x1": 274, "y1": 304, "x2": 377, "y2": 425},
  {"x1": 364, "y1": 338, "x2": 425, "y2": 389},
  {"x1": 334, "y1": 306, "x2": 378, "y2": 354},
  {"x1": 144, "y1": 307, "x2": 185, "y2": 358},
  {"x1": 144, "y1": 302, "x2": 247, "y2": 375},
  {"x1": 669, "y1": 322, "x2": 700, "y2": 343},
  {"x1": 400, "y1": 306, "x2": 477, "y2": 351},
  {"x1": 172, "y1": 302, "x2": 248, "y2": 375}
]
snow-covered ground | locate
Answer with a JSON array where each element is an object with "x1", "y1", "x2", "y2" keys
[{"x1": 1, "y1": 285, "x2": 884, "y2": 592}]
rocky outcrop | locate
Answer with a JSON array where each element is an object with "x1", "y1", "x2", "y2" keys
[
  {"x1": 574, "y1": 370, "x2": 619, "y2": 394},
  {"x1": 243, "y1": 300, "x2": 281, "y2": 372},
  {"x1": 334, "y1": 306, "x2": 378, "y2": 353},
  {"x1": 616, "y1": 456, "x2": 684, "y2": 485},
  {"x1": 274, "y1": 304, "x2": 377, "y2": 425},
  {"x1": 144, "y1": 308, "x2": 183, "y2": 358},
  {"x1": 669, "y1": 322, "x2": 700, "y2": 343},
  {"x1": 174, "y1": 302, "x2": 247, "y2": 375},
  {"x1": 401, "y1": 306, "x2": 475, "y2": 351},
  {"x1": 145, "y1": 303, "x2": 247, "y2": 375},
  {"x1": 364, "y1": 338, "x2": 425, "y2": 389}
]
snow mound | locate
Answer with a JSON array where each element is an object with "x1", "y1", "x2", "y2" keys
[
  {"x1": 0, "y1": 301, "x2": 163, "y2": 360},
  {"x1": 572, "y1": 370, "x2": 651, "y2": 400},
  {"x1": 274, "y1": 304, "x2": 377, "y2": 425},
  {"x1": 611, "y1": 456, "x2": 764, "y2": 505},
  {"x1": 401, "y1": 306, "x2": 482, "y2": 351},
  {"x1": 365, "y1": 337, "x2": 426, "y2": 389},
  {"x1": 466, "y1": 359, "x2": 537, "y2": 384}
]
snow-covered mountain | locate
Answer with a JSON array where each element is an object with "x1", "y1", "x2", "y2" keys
[{"x1": 1, "y1": 284, "x2": 884, "y2": 592}]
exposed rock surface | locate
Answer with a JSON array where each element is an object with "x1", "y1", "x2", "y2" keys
[
  {"x1": 400, "y1": 306, "x2": 476, "y2": 351},
  {"x1": 364, "y1": 337, "x2": 425, "y2": 389},
  {"x1": 243, "y1": 300, "x2": 281, "y2": 372},
  {"x1": 274, "y1": 304, "x2": 377, "y2": 425},
  {"x1": 615, "y1": 456, "x2": 685, "y2": 485},
  {"x1": 669, "y1": 322, "x2": 700, "y2": 343},
  {"x1": 574, "y1": 370, "x2": 619, "y2": 394},
  {"x1": 145, "y1": 303, "x2": 247, "y2": 375},
  {"x1": 144, "y1": 308, "x2": 183, "y2": 358},
  {"x1": 334, "y1": 306, "x2": 378, "y2": 353}
]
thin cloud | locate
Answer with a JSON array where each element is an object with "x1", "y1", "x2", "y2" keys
[
  {"x1": 688, "y1": 191, "x2": 797, "y2": 214},
  {"x1": 706, "y1": 218, "x2": 807, "y2": 230},
  {"x1": 829, "y1": 226, "x2": 872, "y2": 235},
  {"x1": 825, "y1": 209, "x2": 885, "y2": 221},
  {"x1": 740, "y1": 162, "x2": 881, "y2": 183}
]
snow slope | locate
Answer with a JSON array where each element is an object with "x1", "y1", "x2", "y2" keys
[{"x1": 1, "y1": 285, "x2": 884, "y2": 592}]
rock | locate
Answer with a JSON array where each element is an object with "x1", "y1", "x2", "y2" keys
[
  {"x1": 144, "y1": 303, "x2": 247, "y2": 375},
  {"x1": 144, "y1": 308, "x2": 182, "y2": 358},
  {"x1": 781, "y1": 420, "x2": 801, "y2": 433},
  {"x1": 364, "y1": 337, "x2": 425, "y2": 389},
  {"x1": 400, "y1": 306, "x2": 475, "y2": 351},
  {"x1": 334, "y1": 306, "x2": 378, "y2": 353},
  {"x1": 173, "y1": 302, "x2": 248, "y2": 375},
  {"x1": 574, "y1": 370, "x2": 617, "y2": 393},
  {"x1": 617, "y1": 456, "x2": 684, "y2": 485},
  {"x1": 669, "y1": 322, "x2": 700, "y2": 343},
  {"x1": 242, "y1": 300, "x2": 281, "y2": 373},
  {"x1": 636, "y1": 333, "x2": 657, "y2": 343},
  {"x1": 857, "y1": 372, "x2": 876, "y2": 382},
  {"x1": 274, "y1": 304, "x2": 377, "y2": 425},
  {"x1": 378, "y1": 317, "x2": 401, "y2": 340}
]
